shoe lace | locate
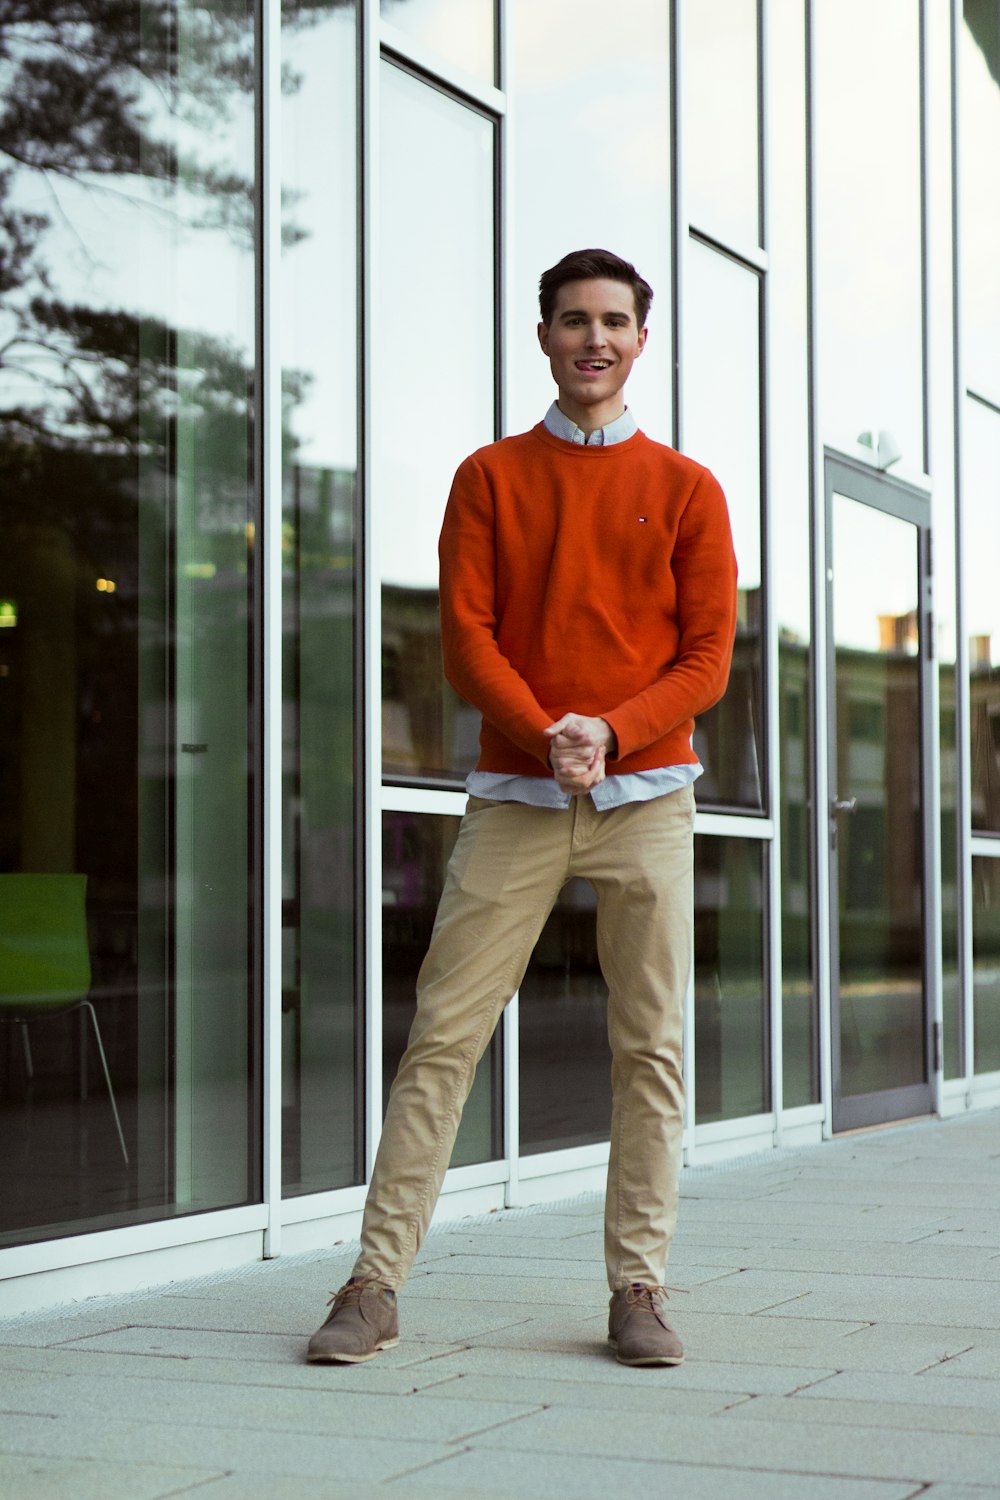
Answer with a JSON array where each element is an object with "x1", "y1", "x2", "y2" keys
[
  {"x1": 624, "y1": 1283, "x2": 689, "y2": 1310},
  {"x1": 326, "y1": 1273, "x2": 388, "y2": 1313}
]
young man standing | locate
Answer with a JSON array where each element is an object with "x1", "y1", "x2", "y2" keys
[{"x1": 308, "y1": 249, "x2": 737, "y2": 1368}]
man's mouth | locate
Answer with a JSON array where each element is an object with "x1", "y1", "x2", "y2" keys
[{"x1": 576, "y1": 360, "x2": 611, "y2": 372}]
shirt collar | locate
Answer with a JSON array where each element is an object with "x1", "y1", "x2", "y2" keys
[{"x1": 542, "y1": 401, "x2": 638, "y2": 447}]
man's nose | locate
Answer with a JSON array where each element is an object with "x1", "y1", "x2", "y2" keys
[{"x1": 585, "y1": 322, "x2": 608, "y2": 347}]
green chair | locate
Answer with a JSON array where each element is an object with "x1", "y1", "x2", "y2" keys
[{"x1": 0, "y1": 873, "x2": 128, "y2": 1166}]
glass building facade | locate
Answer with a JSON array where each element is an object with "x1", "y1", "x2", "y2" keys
[{"x1": 1, "y1": 0, "x2": 998, "y2": 1309}]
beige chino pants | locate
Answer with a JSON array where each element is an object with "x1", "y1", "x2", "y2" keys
[{"x1": 354, "y1": 783, "x2": 695, "y2": 1292}]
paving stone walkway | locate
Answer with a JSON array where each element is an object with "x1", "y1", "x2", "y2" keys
[{"x1": 1, "y1": 1110, "x2": 1000, "y2": 1498}]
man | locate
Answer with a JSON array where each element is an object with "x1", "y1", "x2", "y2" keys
[{"x1": 308, "y1": 248, "x2": 737, "y2": 1368}]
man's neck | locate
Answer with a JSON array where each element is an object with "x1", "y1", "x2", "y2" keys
[{"x1": 554, "y1": 396, "x2": 626, "y2": 437}]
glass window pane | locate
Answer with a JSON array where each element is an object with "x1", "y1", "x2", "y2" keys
[
  {"x1": 519, "y1": 879, "x2": 611, "y2": 1155},
  {"x1": 382, "y1": 812, "x2": 499, "y2": 1166},
  {"x1": 961, "y1": 2, "x2": 1000, "y2": 406},
  {"x1": 831, "y1": 497, "x2": 925, "y2": 1100},
  {"x1": 509, "y1": 0, "x2": 671, "y2": 441},
  {"x1": 814, "y1": 0, "x2": 923, "y2": 466},
  {"x1": 381, "y1": 0, "x2": 495, "y2": 87},
  {"x1": 694, "y1": 835, "x2": 768, "y2": 1123},
  {"x1": 379, "y1": 64, "x2": 495, "y2": 783},
  {"x1": 965, "y1": 396, "x2": 1000, "y2": 834},
  {"x1": 0, "y1": 0, "x2": 258, "y2": 1244},
  {"x1": 683, "y1": 239, "x2": 764, "y2": 810},
  {"x1": 973, "y1": 856, "x2": 1000, "y2": 1074},
  {"x1": 281, "y1": 0, "x2": 360, "y2": 1195},
  {"x1": 685, "y1": 0, "x2": 760, "y2": 248}
]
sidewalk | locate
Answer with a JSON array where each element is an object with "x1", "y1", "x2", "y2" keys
[{"x1": 1, "y1": 1110, "x2": 999, "y2": 1500}]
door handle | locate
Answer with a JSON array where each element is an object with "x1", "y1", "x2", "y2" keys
[{"x1": 831, "y1": 797, "x2": 857, "y2": 814}]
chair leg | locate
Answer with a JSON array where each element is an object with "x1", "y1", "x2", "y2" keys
[{"x1": 81, "y1": 1002, "x2": 129, "y2": 1167}]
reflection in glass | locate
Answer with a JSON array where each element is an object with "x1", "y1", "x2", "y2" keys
[
  {"x1": 509, "y1": 0, "x2": 671, "y2": 440},
  {"x1": 519, "y1": 879, "x2": 611, "y2": 1155},
  {"x1": 0, "y1": 0, "x2": 258, "y2": 1243},
  {"x1": 965, "y1": 397, "x2": 1000, "y2": 834},
  {"x1": 694, "y1": 836, "x2": 768, "y2": 1123},
  {"x1": 381, "y1": 0, "x2": 495, "y2": 86},
  {"x1": 814, "y1": 0, "x2": 923, "y2": 465},
  {"x1": 379, "y1": 63, "x2": 495, "y2": 782},
  {"x1": 683, "y1": 238, "x2": 764, "y2": 810},
  {"x1": 972, "y1": 856, "x2": 1000, "y2": 1073},
  {"x1": 685, "y1": 0, "x2": 760, "y2": 248},
  {"x1": 832, "y1": 497, "x2": 925, "y2": 1100},
  {"x1": 381, "y1": 813, "x2": 499, "y2": 1166},
  {"x1": 281, "y1": 0, "x2": 360, "y2": 1195},
  {"x1": 961, "y1": 4, "x2": 1000, "y2": 406}
]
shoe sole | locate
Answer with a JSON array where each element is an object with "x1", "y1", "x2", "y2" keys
[
  {"x1": 307, "y1": 1335, "x2": 400, "y2": 1364},
  {"x1": 609, "y1": 1336, "x2": 684, "y2": 1367}
]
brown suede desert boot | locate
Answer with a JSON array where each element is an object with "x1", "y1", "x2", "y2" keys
[
  {"x1": 307, "y1": 1275, "x2": 400, "y2": 1363},
  {"x1": 608, "y1": 1284, "x2": 684, "y2": 1366}
]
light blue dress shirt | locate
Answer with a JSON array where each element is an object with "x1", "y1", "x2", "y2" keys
[{"x1": 465, "y1": 405, "x2": 702, "y2": 811}]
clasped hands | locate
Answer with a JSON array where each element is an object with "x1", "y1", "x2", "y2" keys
[{"x1": 544, "y1": 713, "x2": 618, "y2": 796}]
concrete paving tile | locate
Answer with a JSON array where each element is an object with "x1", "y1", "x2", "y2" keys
[
  {"x1": 918, "y1": 1488, "x2": 1000, "y2": 1499},
  {"x1": 765, "y1": 1179, "x2": 997, "y2": 1209},
  {"x1": 411, "y1": 1252, "x2": 730, "y2": 1288},
  {"x1": 0, "y1": 1411, "x2": 456, "y2": 1483},
  {"x1": 52, "y1": 1290, "x2": 326, "y2": 1336},
  {"x1": 0, "y1": 1453, "x2": 225, "y2": 1500},
  {"x1": 469, "y1": 1406, "x2": 1000, "y2": 1485},
  {"x1": 0, "y1": 1337, "x2": 461, "y2": 1382},
  {"x1": 390, "y1": 1445, "x2": 924, "y2": 1499},
  {"x1": 680, "y1": 1268, "x2": 818, "y2": 1313},
  {"x1": 56, "y1": 1299, "x2": 525, "y2": 1357},
  {"x1": 0, "y1": 1365, "x2": 543, "y2": 1444},
  {"x1": 411, "y1": 1231, "x2": 603, "y2": 1262},
  {"x1": 436, "y1": 1211, "x2": 598, "y2": 1240},
  {"x1": 673, "y1": 1242, "x2": 1000, "y2": 1280},
  {"x1": 185, "y1": 1478, "x2": 501, "y2": 1500},
  {"x1": 48, "y1": 1326, "x2": 310, "y2": 1362},
  {"x1": 414, "y1": 1371, "x2": 752, "y2": 1415},
  {"x1": 0, "y1": 1315, "x2": 139, "y2": 1347},
  {"x1": 921, "y1": 1345, "x2": 1000, "y2": 1380},
  {"x1": 798, "y1": 1368, "x2": 1000, "y2": 1410},
  {"x1": 729, "y1": 1392, "x2": 1000, "y2": 1437},
  {"x1": 749, "y1": 1273, "x2": 1000, "y2": 1330},
  {"x1": 651, "y1": 1309, "x2": 879, "y2": 1361},
  {"x1": 403, "y1": 1272, "x2": 604, "y2": 1307},
  {"x1": 399, "y1": 1343, "x2": 839, "y2": 1395},
  {"x1": 409, "y1": 1254, "x2": 605, "y2": 1282},
  {"x1": 920, "y1": 1231, "x2": 1000, "y2": 1248},
  {"x1": 677, "y1": 1197, "x2": 946, "y2": 1232}
]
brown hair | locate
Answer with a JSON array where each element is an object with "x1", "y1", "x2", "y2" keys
[{"x1": 538, "y1": 248, "x2": 653, "y2": 329}]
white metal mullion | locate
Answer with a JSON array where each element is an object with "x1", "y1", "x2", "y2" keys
[
  {"x1": 952, "y1": 3, "x2": 975, "y2": 1104},
  {"x1": 921, "y1": 0, "x2": 945, "y2": 1118},
  {"x1": 673, "y1": 0, "x2": 698, "y2": 1164},
  {"x1": 759, "y1": 0, "x2": 784, "y2": 1147},
  {"x1": 806, "y1": 4, "x2": 834, "y2": 1140},
  {"x1": 362, "y1": 0, "x2": 384, "y2": 1181},
  {"x1": 261, "y1": 0, "x2": 283, "y2": 1258},
  {"x1": 497, "y1": 0, "x2": 520, "y2": 1207}
]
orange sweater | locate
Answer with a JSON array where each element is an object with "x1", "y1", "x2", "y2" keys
[{"x1": 439, "y1": 423, "x2": 738, "y2": 776}]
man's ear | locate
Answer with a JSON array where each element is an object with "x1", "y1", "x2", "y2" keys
[
  {"x1": 537, "y1": 320, "x2": 550, "y2": 355},
  {"x1": 636, "y1": 326, "x2": 648, "y2": 355}
]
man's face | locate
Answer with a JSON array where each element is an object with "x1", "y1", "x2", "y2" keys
[{"x1": 537, "y1": 278, "x2": 647, "y2": 421}]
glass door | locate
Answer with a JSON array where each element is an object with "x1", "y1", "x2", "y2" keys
[{"x1": 825, "y1": 456, "x2": 934, "y2": 1131}]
